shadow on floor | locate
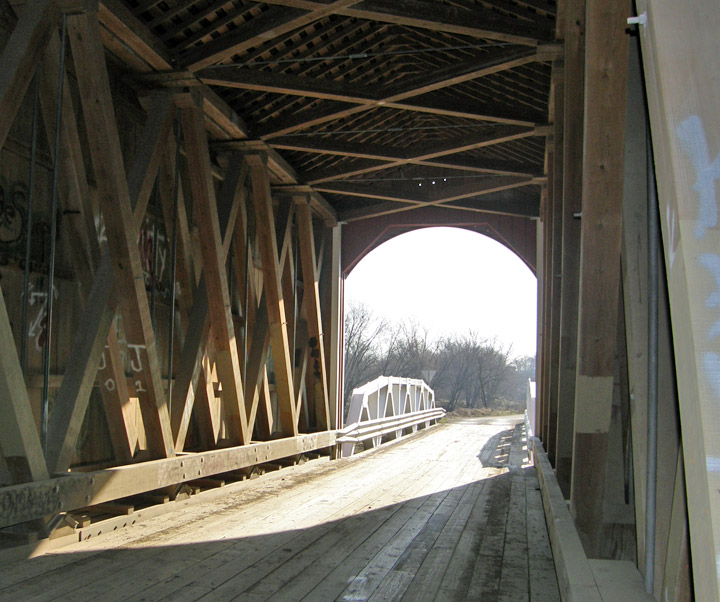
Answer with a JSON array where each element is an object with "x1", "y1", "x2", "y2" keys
[
  {"x1": 0, "y1": 467, "x2": 558, "y2": 602},
  {"x1": 477, "y1": 425, "x2": 526, "y2": 469}
]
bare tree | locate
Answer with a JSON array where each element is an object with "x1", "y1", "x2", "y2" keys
[
  {"x1": 431, "y1": 333, "x2": 514, "y2": 410},
  {"x1": 473, "y1": 339, "x2": 512, "y2": 408},
  {"x1": 431, "y1": 334, "x2": 475, "y2": 411},
  {"x1": 343, "y1": 304, "x2": 525, "y2": 414},
  {"x1": 378, "y1": 319, "x2": 432, "y2": 379},
  {"x1": 343, "y1": 302, "x2": 387, "y2": 403},
  {"x1": 503, "y1": 355, "x2": 536, "y2": 402}
]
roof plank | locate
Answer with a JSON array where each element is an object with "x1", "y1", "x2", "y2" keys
[
  {"x1": 184, "y1": 0, "x2": 364, "y2": 71},
  {"x1": 251, "y1": 48, "x2": 556, "y2": 138},
  {"x1": 198, "y1": 67, "x2": 380, "y2": 104},
  {"x1": 267, "y1": 135, "x2": 543, "y2": 177},
  {"x1": 261, "y1": 0, "x2": 554, "y2": 45},
  {"x1": 302, "y1": 125, "x2": 545, "y2": 182}
]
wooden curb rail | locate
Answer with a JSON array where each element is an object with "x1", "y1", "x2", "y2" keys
[
  {"x1": 0, "y1": 432, "x2": 335, "y2": 529},
  {"x1": 532, "y1": 437, "x2": 654, "y2": 602}
]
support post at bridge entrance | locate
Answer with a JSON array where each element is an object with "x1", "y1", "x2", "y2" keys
[{"x1": 569, "y1": 0, "x2": 630, "y2": 557}]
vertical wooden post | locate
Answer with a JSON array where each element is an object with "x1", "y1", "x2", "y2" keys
[
  {"x1": 636, "y1": 0, "x2": 720, "y2": 596},
  {"x1": 296, "y1": 200, "x2": 331, "y2": 430},
  {"x1": 621, "y1": 37, "x2": 651, "y2": 569},
  {"x1": 170, "y1": 150, "x2": 245, "y2": 450},
  {"x1": 45, "y1": 82, "x2": 174, "y2": 472},
  {"x1": 534, "y1": 218, "x2": 545, "y2": 437},
  {"x1": 540, "y1": 180, "x2": 552, "y2": 445},
  {"x1": 555, "y1": 0, "x2": 585, "y2": 498},
  {"x1": 38, "y1": 34, "x2": 138, "y2": 465},
  {"x1": 570, "y1": 0, "x2": 630, "y2": 555},
  {"x1": 323, "y1": 225, "x2": 343, "y2": 430},
  {"x1": 68, "y1": 12, "x2": 174, "y2": 458},
  {"x1": 546, "y1": 63, "x2": 565, "y2": 463},
  {"x1": 247, "y1": 154, "x2": 298, "y2": 436},
  {"x1": 180, "y1": 104, "x2": 249, "y2": 445}
]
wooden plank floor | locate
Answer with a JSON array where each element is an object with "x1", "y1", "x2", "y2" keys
[{"x1": 0, "y1": 416, "x2": 560, "y2": 601}]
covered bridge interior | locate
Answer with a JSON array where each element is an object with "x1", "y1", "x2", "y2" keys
[{"x1": 0, "y1": 0, "x2": 716, "y2": 599}]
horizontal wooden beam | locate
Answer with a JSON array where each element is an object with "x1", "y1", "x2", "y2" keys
[
  {"x1": 97, "y1": 0, "x2": 250, "y2": 140},
  {"x1": 199, "y1": 86, "x2": 248, "y2": 140},
  {"x1": 272, "y1": 184, "x2": 338, "y2": 225},
  {"x1": 270, "y1": 136, "x2": 407, "y2": 161},
  {"x1": 215, "y1": 139, "x2": 299, "y2": 183},
  {"x1": 183, "y1": 0, "x2": 363, "y2": 71},
  {"x1": 305, "y1": 125, "x2": 546, "y2": 183},
  {"x1": 198, "y1": 46, "x2": 556, "y2": 141},
  {"x1": 214, "y1": 141, "x2": 339, "y2": 224},
  {"x1": 316, "y1": 182, "x2": 425, "y2": 204},
  {"x1": 431, "y1": 176, "x2": 541, "y2": 205},
  {"x1": 414, "y1": 126, "x2": 550, "y2": 161},
  {"x1": 260, "y1": 0, "x2": 555, "y2": 45},
  {"x1": 382, "y1": 46, "x2": 559, "y2": 103},
  {"x1": 198, "y1": 67, "x2": 379, "y2": 104},
  {"x1": 322, "y1": 176, "x2": 539, "y2": 204},
  {"x1": 258, "y1": 95, "x2": 546, "y2": 139},
  {"x1": 98, "y1": 0, "x2": 171, "y2": 70},
  {"x1": 236, "y1": 44, "x2": 562, "y2": 139},
  {"x1": 268, "y1": 135, "x2": 542, "y2": 177},
  {"x1": 339, "y1": 191, "x2": 540, "y2": 222},
  {"x1": 0, "y1": 432, "x2": 336, "y2": 528},
  {"x1": 198, "y1": 46, "x2": 559, "y2": 105},
  {"x1": 442, "y1": 195, "x2": 540, "y2": 218},
  {"x1": 383, "y1": 96, "x2": 546, "y2": 126}
]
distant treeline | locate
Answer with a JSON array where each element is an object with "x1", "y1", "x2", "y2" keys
[{"x1": 343, "y1": 302, "x2": 535, "y2": 413}]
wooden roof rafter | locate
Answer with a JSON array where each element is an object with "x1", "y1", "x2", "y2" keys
[
  {"x1": 329, "y1": 173, "x2": 543, "y2": 221},
  {"x1": 182, "y1": 0, "x2": 365, "y2": 70},
  {"x1": 48, "y1": 0, "x2": 557, "y2": 224},
  {"x1": 297, "y1": 124, "x2": 549, "y2": 183},
  {"x1": 257, "y1": 0, "x2": 555, "y2": 45},
  {"x1": 265, "y1": 132, "x2": 544, "y2": 178}
]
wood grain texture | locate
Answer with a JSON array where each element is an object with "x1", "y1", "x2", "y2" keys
[
  {"x1": 0, "y1": 417, "x2": 559, "y2": 601},
  {"x1": 181, "y1": 105, "x2": 249, "y2": 445},
  {"x1": 68, "y1": 12, "x2": 174, "y2": 458},
  {"x1": 248, "y1": 154, "x2": 298, "y2": 436},
  {"x1": 636, "y1": 0, "x2": 720, "y2": 596}
]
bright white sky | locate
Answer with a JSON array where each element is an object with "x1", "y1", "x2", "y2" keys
[{"x1": 344, "y1": 226, "x2": 538, "y2": 358}]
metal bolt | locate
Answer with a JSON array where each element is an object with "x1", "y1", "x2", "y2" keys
[{"x1": 627, "y1": 12, "x2": 647, "y2": 26}]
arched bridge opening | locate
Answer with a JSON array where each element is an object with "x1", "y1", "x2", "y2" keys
[
  {"x1": 342, "y1": 205, "x2": 538, "y2": 279},
  {"x1": 0, "y1": 0, "x2": 716, "y2": 598}
]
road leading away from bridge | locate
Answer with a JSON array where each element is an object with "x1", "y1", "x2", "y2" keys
[{"x1": 0, "y1": 415, "x2": 560, "y2": 601}]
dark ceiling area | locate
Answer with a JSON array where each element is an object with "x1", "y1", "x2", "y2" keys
[{"x1": 111, "y1": 0, "x2": 558, "y2": 223}]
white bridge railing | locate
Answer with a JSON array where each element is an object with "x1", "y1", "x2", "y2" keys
[{"x1": 338, "y1": 376, "x2": 445, "y2": 457}]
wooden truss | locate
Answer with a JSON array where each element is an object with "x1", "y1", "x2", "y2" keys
[{"x1": 0, "y1": 1, "x2": 338, "y2": 530}]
